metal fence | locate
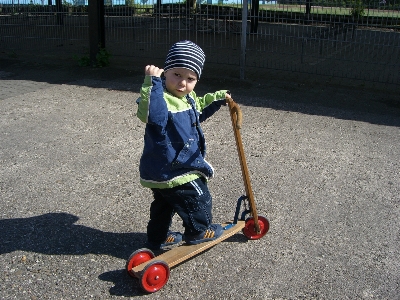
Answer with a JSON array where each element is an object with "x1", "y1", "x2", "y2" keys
[{"x1": 1, "y1": 1, "x2": 399, "y2": 84}]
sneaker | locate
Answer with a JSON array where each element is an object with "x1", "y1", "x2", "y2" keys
[
  {"x1": 162, "y1": 231, "x2": 183, "y2": 247},
  {"x1": 185, "y1": 224, "x2": 223, "y2": 245},
  {"x1": 145, "y1": 231, "x2": 183, "y2": 250}
]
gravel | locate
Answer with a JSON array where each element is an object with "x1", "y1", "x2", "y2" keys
[{"x1": 1, "y1": 60, "x2": 399, "y2": 299}]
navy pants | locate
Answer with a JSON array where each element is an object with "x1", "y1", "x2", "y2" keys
[{"x1": 147, "y1": 177, "x2": 212, "y2": 245}]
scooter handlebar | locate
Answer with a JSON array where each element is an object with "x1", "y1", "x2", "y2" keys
[{"x1": 226, "y1": 97, "x2": 242, "y2": 129}]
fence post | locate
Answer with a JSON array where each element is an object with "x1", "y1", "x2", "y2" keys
[
  {"x1": 88, "y1": 0, "x2": 105, "y2": 65},
  {"x1": 240, "y1": 0, "x2": 248, "y2": 80},
  {"x1": 56, "y1": 0, "x2": 63, "y2": 25}
]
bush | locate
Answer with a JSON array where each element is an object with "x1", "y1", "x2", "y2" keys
[
  {"x1": 350, "y1": 0, "x2": 365, "y2": 19},
  {"x1": 74, "y1": 47, "x2": 111, "y2": 68}
]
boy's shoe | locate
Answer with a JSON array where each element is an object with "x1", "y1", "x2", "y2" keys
[
  {"x1": 145, "y1": 231, "x2": 183, "y2": 250},
  {"x1": 185, "y1": 224, "x2": 223, "y2": 245},
  {"x1": 162, "y1": 231, "x2": 183, "y2": 247}
]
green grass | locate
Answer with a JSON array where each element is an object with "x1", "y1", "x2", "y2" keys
[
  {"x1": 114, "y1": 3, "x2": 400, "y2": 18},
  {"x1": 260, "y1": 4, "x2": 400, "y2": 18}
]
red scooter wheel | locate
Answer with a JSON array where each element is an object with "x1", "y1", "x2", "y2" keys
[
  {"x1": 139, "y1": 260, "x2": 170, "y2": 293},
  {"x1": 242, "y1": 215, "x2": 269, "y2": 240},
  {"x1": 126, "y1": 248, "x2": 155, "y2": 278}
]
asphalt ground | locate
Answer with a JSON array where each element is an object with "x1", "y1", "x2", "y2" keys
[{"x1": 0, "y1": 58, "x2": 399, "y2": 299}]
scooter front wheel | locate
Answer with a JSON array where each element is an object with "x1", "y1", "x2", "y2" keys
[{"x1": 242, "y1": 215, "x2": 269, "y2": 240}]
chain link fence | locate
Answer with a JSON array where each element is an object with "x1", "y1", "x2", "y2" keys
[{"x1": 0, "y1": 0, "x2": 399, "y2": 84}]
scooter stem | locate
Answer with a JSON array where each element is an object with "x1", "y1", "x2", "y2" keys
[{"x1": 226, "y1": 97, "x2": 261, "y2": 234}]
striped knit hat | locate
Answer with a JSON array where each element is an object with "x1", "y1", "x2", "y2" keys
[{"x1": 164, "y1": 40, "x2": 205, "y2": 79}]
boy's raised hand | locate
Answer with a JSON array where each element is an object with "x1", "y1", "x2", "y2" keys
[{"x1": 145, "y1": 65, "x2": 164, "y2": 77}]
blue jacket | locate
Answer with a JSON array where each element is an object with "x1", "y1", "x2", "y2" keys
[{"x1": 136, "y1": 75, "x2": 227, "y2": 188}]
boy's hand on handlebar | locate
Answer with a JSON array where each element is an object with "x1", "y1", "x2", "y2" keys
[
  {"x1": 225, "y1": 90, "x2": 232, "y2": 103},
  {"x1": 145, "y1": 65, "x2": 164, "y2": 77}
]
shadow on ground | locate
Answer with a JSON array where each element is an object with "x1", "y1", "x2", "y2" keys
[
  {"x1": 0, "y1": 213, "x2": 146, "y2": 260},
  {"x1": 1, "y1": 55, "x2": 399, "y2": 128}
]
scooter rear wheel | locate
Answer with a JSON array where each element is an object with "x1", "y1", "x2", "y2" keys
[
  {"x1": 243, "y1": 215, "x2": 269, "y2": 240},
  {"x1": 126, "y1": 248, "x2": 155, "y2": 278},
  {"x1": 140, "y1": 260, "x2": 170, "y2": 293}
]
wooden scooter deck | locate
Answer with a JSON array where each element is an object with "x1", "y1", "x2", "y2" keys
[{"x1": 132, "y1": 220, "x2": 245, "y2": 274}]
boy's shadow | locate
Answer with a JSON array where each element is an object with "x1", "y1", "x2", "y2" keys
[
  {"x1": 0, "y1": 212, "x2": 146, "y2": 259},
  {"x1": 0, "y1": 212, "x2": 148, "y2": 296}
]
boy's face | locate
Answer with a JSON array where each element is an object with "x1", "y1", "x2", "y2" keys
[{"x1": 164, "y1": 68, "x2": 198, "y2": 98}]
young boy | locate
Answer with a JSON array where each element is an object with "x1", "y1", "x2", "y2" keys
[{"x1": 136, "y1": 40, "x2": 231, "y2": 250}]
